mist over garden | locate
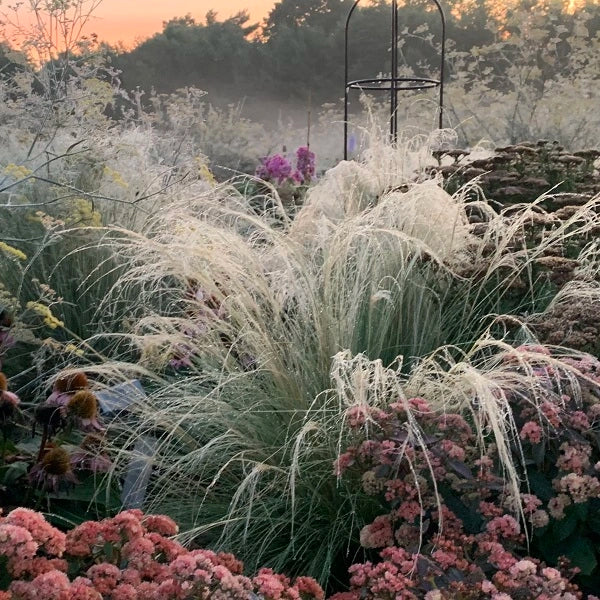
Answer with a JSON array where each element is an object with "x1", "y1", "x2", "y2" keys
[{"x1": 1, "y1": 0, "x2": 600, "y2": 598}]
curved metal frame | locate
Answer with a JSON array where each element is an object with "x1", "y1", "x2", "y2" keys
[{"x1": 344, "y1": 0, "x2": 446, "y2": 159}]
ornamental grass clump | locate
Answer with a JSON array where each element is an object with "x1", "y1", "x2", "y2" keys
[{"x1": 94, "y1": 135, "x2": 600, "y2": 584}]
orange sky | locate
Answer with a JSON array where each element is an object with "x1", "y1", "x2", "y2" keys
[{"x1": 87, "y1": 1, "x2": 277, "y2": 47}]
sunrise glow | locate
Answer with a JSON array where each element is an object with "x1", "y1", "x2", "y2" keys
[{"x1": 88, "y1": 0, "x2": 277, "y2": 47}]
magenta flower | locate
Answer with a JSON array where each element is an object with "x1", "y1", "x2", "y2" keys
[
  {"x1": 255, "y1": 154, "x2": 293, "y2": 184},
  {"x1": 295, "y1": 146, "x2": 316, "y2": 183}
]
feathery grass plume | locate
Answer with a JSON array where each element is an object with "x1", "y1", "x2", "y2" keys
[{"x1": 92, "y1": 137, "x2": 600, "y2": 584}]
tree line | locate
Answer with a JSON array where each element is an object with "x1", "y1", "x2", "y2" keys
[{"x1": 106, "y1": 0, "x2": 600, "y2": 111}]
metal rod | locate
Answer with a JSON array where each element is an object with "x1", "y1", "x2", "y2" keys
[
  {"x1": 432, "y1": 0, "x2": 446, "y2": 130},
  {"x1": 390, "y1": 0, "x2": 398, "y2": 142},
  {"x1": 344, "y1": 0, "x2": 361, "y2": 160}
]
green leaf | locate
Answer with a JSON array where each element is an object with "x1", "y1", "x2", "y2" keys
[
  {"x1": 531, "y1": 441, "x2": 546, "y2": 467},
  {"x1": 588, "y1": 503, "x2": 600, "y2": 534},
  {"x1": 0, "y1": 461, "x2": 28, "y2": 485},
  {"x1": 573, "y1": 502, "x2": 589, "y2": 521},
  {"x1": 45, "y1": 475, "x2": 121, "y2": 508},
  {"x1": 563, "y1": 537, "x2": 597, "y2": 576},
  {"x1": 552, "y1": 510, "x2": 578, "y2": 541},
  {"x1": 439, "y1": 484, "x2": 483, "y2": 534},
  {"x1": 526, "y1": 469, "x2": 554, "y2": 502}
]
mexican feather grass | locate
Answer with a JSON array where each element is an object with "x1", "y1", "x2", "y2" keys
[{"x1": 93, "y1": 135, "x2": 600, "y2": 584}]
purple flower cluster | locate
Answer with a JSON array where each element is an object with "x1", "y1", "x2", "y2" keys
[
  {"x1": 295, "y1": 146, "x2": 316, "y2": 183},
  {"x1": 255, "y1": 154, "x2": 292, "y2": 185},
  {"x1": 255, "y1": 146, "x2": 316, "y2": 186}
]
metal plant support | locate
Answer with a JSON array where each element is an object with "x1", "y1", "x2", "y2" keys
[{"x1": 344, "y1": 0, "x2": 446, "y2": 159}]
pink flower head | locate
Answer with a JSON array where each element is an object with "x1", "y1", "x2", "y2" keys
[
  {"x1": 486, "y1": 515, "x2": 521, "y2": 540},
  {"x1": 7, "y1": 556, "x2": 67, "y2": 579},
  {"x1": 29, "y1": 447, "x2": 78, "y2": 492},
  {"x1": 67, "y1": 579, "x2": 103, "y2": 599},
  {"x1": 122, "y1": 536, "x2": 155, "y2": 569},
  {"x1": 111, "y1": 583, "x2": 138, "y2": 600},
  {"x1": 520, "y1": 421, "x2": 543, "y2": 444},
  {"x1": 70, "y1": 449, "x2": 112, "y2": 473},
  {"x1": 333, "y1": 450, "x2": 355, "y2": 476},
  {"x1": 256, "y1": 154, "x2": 293, "y2": 185},
  {"x1": 295, "y1": 146, "x2": 316, "y2": 183},
  {"x1": 142, "y1": 514, "x2": 179, "y2": 537},
  {"x1": 10, "y1": 569, "x2": 70, "y2": 600},
  {"x1": 66, "y1": 520, "x2": 104, "y2": 556},
  {"x1": 294, "y1": 576, "x2": 325, "y2": 600},
  {"x1": 86, "y1": 562, "x2": 121, "y2": 595},
  {"x1": 104, "y1": 510, "x2": 144, "y2": 542},
  {"x1": 45, "y1": 390, "x2": 73, "y2": 408},
  {"x1": 0, "y1": 523, "x2": 38, "y2": 561},
  {"x1": 359, "y1": 515, "x2": 394, "y2": 549},
  {"x1": 253, "y1": 568, "x2": 291, "y2": 600},
  {"x1": 5, "y1": 508, "x2": 66, "y2": 556}
]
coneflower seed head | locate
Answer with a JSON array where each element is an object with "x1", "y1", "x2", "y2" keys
[
  {"x1": 41, "y1": 447, "x2": 71, "y2": 475},
  {"x1": 67, "y1": 390, "x2": 98, "y2": 419},
  {"x1": 55, "y1": 371, "x2": 89, "y2": 393}
]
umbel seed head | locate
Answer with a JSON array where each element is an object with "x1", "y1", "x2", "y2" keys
[
  {"x1": 55, "y1": 370, "x2": 89, "y2": 393},
  {"x1": 67, "y1": 390, "x2": 98, "y2": 419}
]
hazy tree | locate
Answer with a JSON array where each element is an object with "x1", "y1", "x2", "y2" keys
[{"x1": 113, "y1": 12, "x2": 259, "y2": 99}]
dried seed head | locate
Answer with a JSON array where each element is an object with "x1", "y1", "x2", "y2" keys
[
  {"x1": 55, "y1": 371, "x2": 88, "y2": 393},
  {"x1": 67, "y1": 390, "x2": 98, "y2": 419},
  {"x1": 80, "y1": 433, "x2": 105, "y2": 451},
  {"x1": 41, "y1": 447, "x2": 71, "y2": 475},
  {"x1": 0, "y1": 372, "x2": 7, "y2": 392}
]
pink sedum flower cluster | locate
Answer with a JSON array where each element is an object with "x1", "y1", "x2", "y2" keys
[
  {"x1": 0, "y1": 509, "x2": 324, "y2": 600},
  {"x1": 334, "y1": 346, "x2": 600, "y2": 598}
]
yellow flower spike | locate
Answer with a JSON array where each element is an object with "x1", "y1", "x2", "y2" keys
[
  {"x1": 0, "y1": 241, "x2": 27, "y2": 261},
  {"x1": 26, "y1": 301, "x2": 64, "y2": 329},
  {"x1": 195, "y1": 157, "x2": 216, "y2": 185},
  {"x1": 66, "y1": 198, "x2": 102, "y2": 227}
]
